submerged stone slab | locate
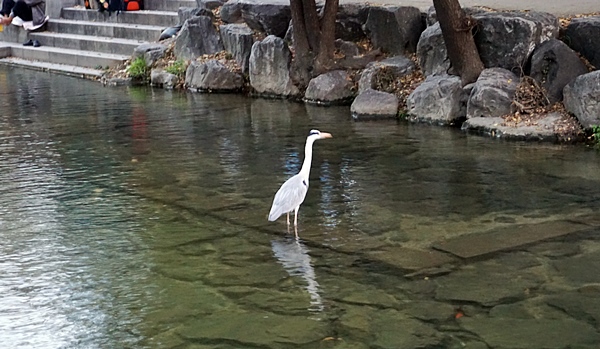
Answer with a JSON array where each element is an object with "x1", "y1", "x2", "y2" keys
[
  {"x1": 546, "y1": 292, "x2": 600, "y2": 328},
  {"x1": 554, "y1": 251, "x2": 600, "y2": 285},
  {"x1": 459, "y1": 317, "x2": 600, "y2": 349},
  {"x1": 571, "y1": 213, "x2": 600, "y2": 227},
  {"x1": 434, "y1": 266, "x2": 543, "y2": 306},
  {"x1": 433, "y1": 220, "x2": 590, "y2": 259},
  {"x1": 179, "y1": 312, "x2": 327, "y2": 346},
  {"x1": 366, "y1": 246, "x2": 457, "y2": 273}
]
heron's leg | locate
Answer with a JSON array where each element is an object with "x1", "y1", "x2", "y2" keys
[
  {"x1": 286, "y1": 212, "x2": 290, "y2": 227},
  {"x1": 294, "y1": 224, "x2": 298, "y2": 239},
  {"x1": 294, "y1": 207, "x2": 299, "y2": 227}
]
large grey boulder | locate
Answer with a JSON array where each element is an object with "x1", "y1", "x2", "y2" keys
[
  {"x1": 221, "y1": 0, "x2": 291, "y2": 38},
  {"x1": 185, "y1": 60, "x2": 244, "y2": 92},
  {"x1": 174, "y1": 16, "x2": 223, "y2": 60},
  {"x1": 364, "y1": 6, "x2": 424, "y2": 55},
  {"x1": 530, "y1": 39, "x2": 588, "y2": 103},
  {"x1": 425, "y1": 6, "x2": 489, "y2": 26},
  {"x1": 358, "y1": 55, "x2": 416, "y2": 93},
  {"x1": 563, "y1": 71, "x2": 600, "y2": 129},
  {"x1": 220, "y1": 0, "x2": 243, "y2": 23},
  {"x1": 335, "y1": 39, "x2": 360, "y2": 58},
  {"x1": 473, "y1": 11, "x2": 559, "y2": 73},
  {"x1": 564, "y1": 16, "x2": 600, "y2": 70},
  {"x1": 416, "y1": 22, "x2": 449, "y2": 77},
  {"x1": 406, "y1": 75, "x2": 466, "y2": 125},
  {"x1": 304, "y1": 70, "x2": 356, "y2": 105},
  {"x1": 196, "y1": 0, "x2": 224, "y2": 10},
  {"x1": 467, "y1": 68, "x2": 519, "y2": 119},
  {"x1": 249, "y1": 35, "x2": 299, "y2": 97},
  {"x1": 150, "y1": 69, "x2": 178, "y2": 89},
  {"x1": 220, "y1": 23, "x2": 254, "y2": 74},
  {"x1": 336, "y1": 4, "x2": 369, "y2": 41},
  {"x1": 178, "y1": 7, "x2": 214, "y2": 23},
  {"x1": 351, "y1": 89, "x2": 399, "y2": 120},
  {"x1": 133, "y1": 43, "x2": 167, "y2": 67},
  {"x1": 426, "y1": 6, "x2": 437, "y2": 26}
]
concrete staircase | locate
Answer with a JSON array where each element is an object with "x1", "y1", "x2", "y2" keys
[{"x1": 0, "y1": 0, "x2": 194, "y2": 79}]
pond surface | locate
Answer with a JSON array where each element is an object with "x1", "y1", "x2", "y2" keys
[{"x1": 1, "y1": 66, "x2": 599, "y2": 349}]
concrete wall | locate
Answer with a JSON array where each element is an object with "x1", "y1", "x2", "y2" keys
[
  {"x1": 48, "y1": 0, "x2": 78, "y2": 19},
  {"x1": 0, "y1": 21, "x2": 29, "y2": 42}
]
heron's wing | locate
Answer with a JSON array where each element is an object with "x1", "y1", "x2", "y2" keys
[{"x1": 268, "y1": 175, "x2": 309, "y2": 221}]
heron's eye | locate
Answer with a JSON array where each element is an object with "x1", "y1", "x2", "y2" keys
[{"x1": 309, "y1": 130, "x2": 320, "y2": 136}]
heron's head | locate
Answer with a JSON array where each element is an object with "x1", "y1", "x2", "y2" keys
[{"x1": 308, "y1": 129, "x2": 333, "y2": 140}]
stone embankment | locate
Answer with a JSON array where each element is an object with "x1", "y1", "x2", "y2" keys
[{"x1": 125, "y1": 0, "x2": 599, "y2": 142}]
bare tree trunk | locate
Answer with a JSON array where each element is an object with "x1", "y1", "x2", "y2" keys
[
  {"x1": 314, "y1": 0, "x2": 339, "y2": 74},
  {"x1": 433, "y1": 0, "x2": 484, "y2": 85},
  {"x1": 289, "y1": 0, "x2": 339, "y2": 87},
  {"x1": 289, "y1": 0, "x2": 315, "y2": 86}
]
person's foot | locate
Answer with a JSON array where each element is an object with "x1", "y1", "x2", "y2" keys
[
  {"x1": 32, "y1": 40, "x2": 41, "y2": 47},
  {"x1": 23, "y1": 39, "x2": 34, "y2": 46}
]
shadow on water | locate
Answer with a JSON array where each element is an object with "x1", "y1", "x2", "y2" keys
[{"x1": 1, "y1": 67, "x2": 600, "y2": 348}]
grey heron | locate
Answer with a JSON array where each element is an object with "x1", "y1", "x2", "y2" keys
[{"x1": 268, "y1": 129, "x2": 333, "y2": 237}]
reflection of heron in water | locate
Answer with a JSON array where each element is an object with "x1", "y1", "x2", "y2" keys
[{"x1": 271, "y1": 237, "x2": 324, "y2": 312}]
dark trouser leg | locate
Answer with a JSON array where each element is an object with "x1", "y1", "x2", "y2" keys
[
  {"x1": 12, "y1": 0, "x2": 32, "y2": 21},
  {"x1": 0, "y1": 0, "x2": 15, "y2": 16}
]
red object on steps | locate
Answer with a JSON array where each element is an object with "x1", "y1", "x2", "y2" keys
[{"x1": 124, "y1": 0, "x2": 143, "y2": 10}]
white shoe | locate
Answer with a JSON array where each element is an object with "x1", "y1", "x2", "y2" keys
[{"x1": 11, "y1": 16, "x2": 24, "y2": 26}]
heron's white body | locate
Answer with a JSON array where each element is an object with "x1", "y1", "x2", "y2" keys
[{"x1": 268, "y1": 130, "x2": 332, "y2": 234}]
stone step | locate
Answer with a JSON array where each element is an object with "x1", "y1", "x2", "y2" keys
[
  {"x1": 0, "y1": 56, "x2": 104, "y2": 80},
  {"x1": 29, "y1": 32, "x2": 146, "y2": 56},
  {"x1": 61, "y1": 7, "x2": 180, "y2": 27},
  {"x1": 0, "y1": 42, "x2": 129, "y2": 69},
  {"x1": 144, "y1": 0, "x2": 197, "y2": 11},
  {"x1": 47, "y1": 19, "x2": 164, "y2": 42}
]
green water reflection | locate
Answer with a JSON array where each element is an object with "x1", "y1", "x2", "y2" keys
[{"x1": 1, "y1": 67, "x2": 599, "y2": 348}]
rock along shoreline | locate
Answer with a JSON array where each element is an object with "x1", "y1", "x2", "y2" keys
[{"x1": 106, "y1": 0, "x2": 600, "y2": 144}]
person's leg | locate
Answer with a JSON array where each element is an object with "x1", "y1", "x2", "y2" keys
[
  {"x1": 11, "y1": 0, "x2": 32, "y2": 21},
  {"x1": 0, "y1": 0, "x2": 15, "y2": 16}
]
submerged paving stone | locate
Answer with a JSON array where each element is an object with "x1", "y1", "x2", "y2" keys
[
  {"x1": 432, "y1": 220, "x2": 590, "y2": 259},
  {"x1": 546, "y1": 292, "x2": 600, "y2": 328},
  {"x1": 571, "y1": 213, "x2": 600, "y2": 227},
  {"x1": 366, "y1": 246, "x2": 458, "y2": 273},
  {"x1": 459, "y1": 317, "x2": 600, "y2": 349},
  {"x1": 178, "y1": 311, "x2": 327, "y2": 346},
  {"x1": 434, "y1": 266, "x2": 543, "y2": 306},
  {"x1": 370, "y1": 309, "x2": 444, "y2": 348},
  {"x1": 403, "y1": 301, "x2": 456, "y2": 323},
  {"x1": 488, "y1": 299, "x2": 567, "y2": 320},
  {"x1": 554, "y1": 251, "x2": 600, "y2": 285},
  {"x1": 527, "y1": 241, "x2": 581, "y2": 258},
  {"x1": 339, "y1": 307, "x2": 444, "y2": 348}
]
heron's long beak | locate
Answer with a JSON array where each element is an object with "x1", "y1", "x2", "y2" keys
[{"x1": 321, "y1": 132, "x2": 333, "y2": 139}]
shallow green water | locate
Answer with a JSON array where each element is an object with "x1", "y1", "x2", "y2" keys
[{"x1": 1, "y1": 66, "x2": 599, "y2": 348}]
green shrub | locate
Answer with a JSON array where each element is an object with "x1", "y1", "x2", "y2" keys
[
  {"x1": 128, "y1": 56, "x2": 148, "y2": 80},
  {"x1": 165, "y1": 59, "x2": 187, "y2": 76},
  {"x1": 592, "y1": 125, "x2": 600, "y2": 144}
]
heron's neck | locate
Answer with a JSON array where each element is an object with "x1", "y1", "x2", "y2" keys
[{"x1": 299, "y1": 137, "x2": 315, "y2": 179}]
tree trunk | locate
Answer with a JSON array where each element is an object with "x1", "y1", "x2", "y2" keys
[
  {"x1": 433, "y1": 0, "x2": 484, "y2": 85},
  {"x1": 289, "y1": 0, "x2": 339, "y2": 87},
  {"x1": 314, "y1": 0, "x2": 339, "y2": 74},
  {"x1": 289, "y1": 0, "x2": 315, "y2": 86}
]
